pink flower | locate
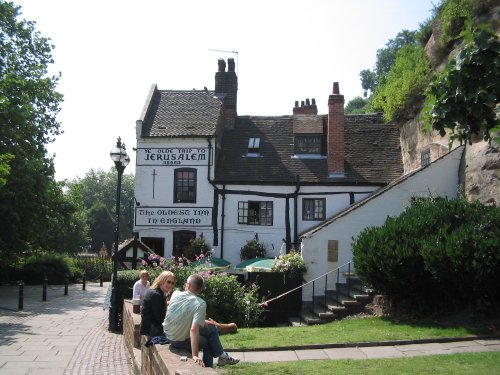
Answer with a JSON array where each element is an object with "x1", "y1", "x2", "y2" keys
[{"x1": 141, "y1": 260, "x2": 146, "y2": 266}]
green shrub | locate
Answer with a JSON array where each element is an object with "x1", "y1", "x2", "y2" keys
[
  {"x1": 115, "y1": 255, "x2": 264, "y2": 328},
  {"x1": 438, "y1": 0, "x2": 473, "y2": 47},
  {"x1": 345, "y1": 96, "x2": 371, "y2": 114},
  {"x1": 353, "y1": 197, "x2": 500, "y2": 316},
  {"x1": 20, "y1": 253, "x2": 73, "y2": 284},
  {"x1": 370, "y1": 45, "x2": 432, "y2": 122},
  {"x1": 240, "y1": 239, "x2": 267, "y2": 260},
  {"x1": 70, "y1": 255, "x2": 112, "y2": 281},
  {"x1": 201, "y1": 272, "x2": 262, "y2": 327},
  {"x1": 415, "y1": 17, "x2": 434, "y2": 46},
  {"x1": 183, "y1": 234, "x2": 210, "y2": 261},
  {"x1": 423, "y1": 24, "x2": 500, "y2": 145}
]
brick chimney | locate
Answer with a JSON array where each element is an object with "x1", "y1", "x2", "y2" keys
[
  {"x1": 293, "y1": 98, "x2": 318, "y2": 115},
  {"x1": 215, "y1": 58, "x2": 238, "y2": 129},
  {"x1": 327, "y1": 82, "x2": 345, "y2": 177}
]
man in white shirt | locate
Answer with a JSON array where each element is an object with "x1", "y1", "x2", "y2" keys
[
  {"x1": 132, "y1": 270, "x2": 150, "y2": 300},
  {"x1": 163, "y1": 274, "x2": 239, "y2": 368}
]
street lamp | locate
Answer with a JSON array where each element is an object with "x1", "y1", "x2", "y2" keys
[{"x1": 109, "y1": 137, "x2": 130, "y2": 332}]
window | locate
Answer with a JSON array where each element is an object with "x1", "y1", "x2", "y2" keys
[
  {"x1": 302, "y1": 198, "x2": 325, "y2": 221},
  {"x1": 174, "y1": 168, "x2": 196, "y2": 203},
  {"x1": 294, "y1": 135, "x2": 322, "y2": 154},
  {"x1": 247, "y1": 138, "x2": 261, "y2": 155},
  {"x1": 238, "y1": 201, "x2": 273, "y2": 226},
  {"x1": 421, "y1": 149, "x2": 430, "y2": 167}
]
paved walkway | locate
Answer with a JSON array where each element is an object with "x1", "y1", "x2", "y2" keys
[
  {"x1": 1, "y1": 283, "x2": 499, "y2": 374},
  {"x1": 0, "y1": 282, "x2": 133, "y2": 375},
  {"x1": 229, "y1": 338, "x2": 500, "y2": 363}
]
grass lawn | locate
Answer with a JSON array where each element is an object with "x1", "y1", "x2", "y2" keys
[
  {"x1": 216, "y1": 351, "x2": 500, "y2": 375},
  {"x1": 220, "y1": 316, "x2": 481, "y2": 350}
]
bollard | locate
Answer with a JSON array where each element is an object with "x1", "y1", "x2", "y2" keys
[
  {"x1": 64, "y1": 275, "x2": 69, "y2": 295},
  {"x1": 18, "y1": 280, "x2": 24, "y2": 310},
  {"x1": 43, "y1": 276, "x2": 48, "y2": 301},
  {"x1": 82, "y1": 272, "x2": 86, "y2": 291},
  {"x1": 99, "y1": 272, "x2": 103, "y2": 287}
]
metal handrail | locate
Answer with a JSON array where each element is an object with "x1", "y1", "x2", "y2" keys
[{"x1": 262, "y1": 260, "x2": 354, "y2": 307}]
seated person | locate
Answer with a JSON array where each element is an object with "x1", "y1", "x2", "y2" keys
[
  {"x1": 133, "y1": 270, "x2": 150, "y2": 301},
  {"x1": 163, "y1": 274, "x2": 239, "y2": 368},
  {"x1": 140, "y1": 271, "x2": 175, "y2": 337}
]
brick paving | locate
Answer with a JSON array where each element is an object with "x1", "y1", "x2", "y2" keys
[{"x1": 0, "y1": 282, "x2": 134, "y2": 375}]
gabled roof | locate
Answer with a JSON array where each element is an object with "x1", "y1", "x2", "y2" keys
[
  {"x1": 215, "y1": 113, "x2": 403, "y2": 185},
  {"x1": 141, "y1": 88, "x2": 223, "y2": 138}
]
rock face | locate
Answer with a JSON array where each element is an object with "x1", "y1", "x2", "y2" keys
[
  {"x1": 398, "y1": 6, "x2": 500, "y2": 207},
  {"x1": 463, "y1": 141, "x2": 500, "y2": 206},
  {"x1": 399, "y1": 116, "x2": 499, "y2": 207}
]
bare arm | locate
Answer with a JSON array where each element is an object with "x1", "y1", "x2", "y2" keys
[{"x1": 190, "y1": 323, "x2": 204, "y2": 367}]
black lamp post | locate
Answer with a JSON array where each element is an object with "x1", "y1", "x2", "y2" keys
[{"x1": 109, "y1": 137, "x2": 130, "y2": 332}]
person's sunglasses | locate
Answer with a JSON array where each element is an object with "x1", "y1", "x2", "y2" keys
[{"x1": 166, "y1": 280, "x2": 175, "y2": 285}]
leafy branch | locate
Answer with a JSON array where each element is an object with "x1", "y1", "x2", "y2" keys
[{"x1": 423, "y1": 21, "x2": 500, "y2": 146}]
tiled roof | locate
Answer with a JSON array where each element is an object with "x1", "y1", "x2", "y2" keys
[
  {"x1": 141, "y1": 90, "x2": 223, "y2": 137},
  {"x1": 215, "y1": 114, "x2": 403, "y2": 185},
  {"x1": 300, "y1": 146, "x2": 465, "y2": 238}
]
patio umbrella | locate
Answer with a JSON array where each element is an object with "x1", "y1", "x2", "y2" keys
[
  {"x1": 234, "y1": 257, "x2": 275, "y2": 272},
  {"x1": 190, "y1": 256, "x2": 231, "y2": 271}
]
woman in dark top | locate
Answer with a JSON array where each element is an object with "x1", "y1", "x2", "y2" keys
[{"x1": 140, "y1": 270, "x2": 175, "y2": 337}]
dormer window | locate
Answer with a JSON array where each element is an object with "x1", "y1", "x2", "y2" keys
[
  {"x1": 247, "y1": 137, "x2": 261, "y2": 156},
  {"x1": 294, "y1": 134, "x2": 322, "y2": 154}
]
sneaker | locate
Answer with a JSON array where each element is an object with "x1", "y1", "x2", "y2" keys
[{"x1": 218, "y1": 353, "x2": 240, "y2": 366}]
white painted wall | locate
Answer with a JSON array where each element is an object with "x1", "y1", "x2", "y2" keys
[
  {"x1": 215, "y1": 184, "x2": 382, "y2": 268},
  {"x1": 300, "y1": 147, "x2": 464, "y2": 301},
  {"x1": 133, "y1": 137, "x2": 216, "y2": 258}
]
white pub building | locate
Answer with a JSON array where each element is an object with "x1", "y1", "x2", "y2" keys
[{"x1": 132, "y1": 58, "x2": 403, "y2": 269}]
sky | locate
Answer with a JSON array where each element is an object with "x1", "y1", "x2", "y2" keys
[{"x1": 13, "y1": 0, "x2": 436, "y2": 181}]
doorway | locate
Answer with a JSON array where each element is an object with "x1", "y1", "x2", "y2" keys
[
  {"x1": 142, "y1": 237, "x2": 165, "y2": 257},
  {"x1": 173, "y1": 230, "x2": 196, "y2": 259}
]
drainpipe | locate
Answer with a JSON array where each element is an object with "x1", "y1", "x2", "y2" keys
[
  {"x1": 206, "y1": 138, "x2": 223, "y2": 256},
  {"x1": 220, "y1": 186, "x2": 226, "y2": 259},
  {"x1": 293, "y1": 175, "x2": 300, "y2": 246},
  {"x1": 285, "y1": 198, "x2": 291, "y2": 252}
]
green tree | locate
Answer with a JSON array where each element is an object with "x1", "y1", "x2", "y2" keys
[
  {"x1": 359, "y1": 69, "x2": 377, "y2": 97},
  {"x1": 345, "y1": 96, "x2": 371, "y2": 114},
  {"x1": 0, "y1": 154, "x2": 14, "y2": 188},
  {"x1": 423, "y1": 23, "x2": 500, "y2": 145},
  {"x1": 360, "y1": 30, "x2": 417, "y2": 96},
  {"x1": 0, "y1": 2, "x2": 65, "y2": 257},
  {"x1": 66, "y1": 169, "x2": 134, "y2": 252},
  {"x1": 370, "y1": 44, "x2": 432, "y2": 122}
]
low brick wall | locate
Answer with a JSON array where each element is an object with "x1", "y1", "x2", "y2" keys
[
  {"x1": 122, "y1": 300, "x2": 217, "y2": 375},
  {"x1": 123, "y1": 300, "x2": 142, "y2": 352}
]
